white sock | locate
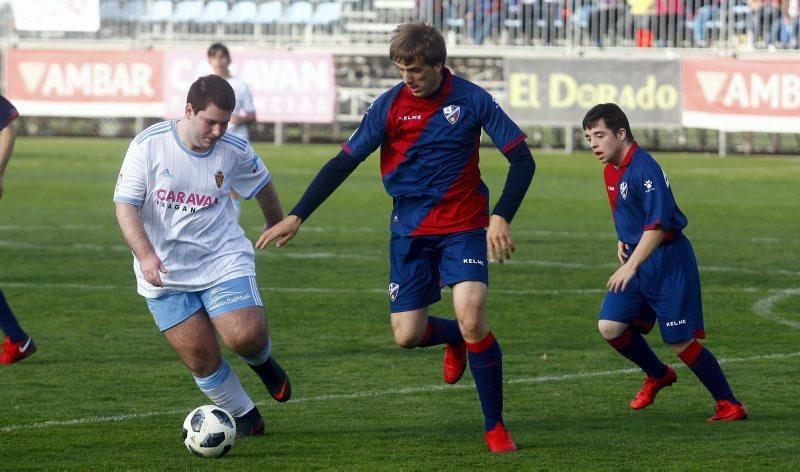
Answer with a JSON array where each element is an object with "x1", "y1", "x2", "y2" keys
[{"x1": 193, "y1": 360, "x2": 254, "y2": 417}]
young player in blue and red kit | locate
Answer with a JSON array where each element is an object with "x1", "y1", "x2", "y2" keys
[
  {"x1": 582, "y1": 103, "x2": 747, "y2": 423},
  {"x1": 257, "y1": 23, "x2": 535, "y2": 453},
  {"x1": 0, "y1": 94, "x2": 37, "y2": 365}
]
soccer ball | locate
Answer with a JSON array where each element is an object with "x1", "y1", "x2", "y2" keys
[{"x1": 182, "y1": 405, "x2": 236, "y2": 458}]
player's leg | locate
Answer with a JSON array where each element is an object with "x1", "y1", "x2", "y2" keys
[
  {"x1": 151, "y1": 295, "x2": 261, "y2": 437},
  {"x1": 441, "y1": 229, "x2": 514, "y2": 453},
  {"x1": 203, "y1": 276, "x2": 291, "y2": 403},
  {"x1": 659, "y1": 236, "x2": 746, "y2": 422},
  {"x1": 0, "y1": 289, "x2": 36, "y2": 364},
  {"x1": 388, "y1": 233, "x2": 464, "y2": 381},
  {"x1": 599, "y1": 291, "x2": 674, "y2": 410}
]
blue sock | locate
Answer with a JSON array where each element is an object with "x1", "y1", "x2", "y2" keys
[
  {"x1": 679, "y1": 340, "x2": 737, "y2": 402},
  {"x1": 418, "y1": 316, "x2": 463, "y2": 348},
  {"x1": 607, "y1": 328, "x2": 669, "y2": 378},
  {"x1": 467, "y1": 332, "x2": 504, "y2": 431},
  {"x1": 0, "y1": 290, "x2": 26, "y2": 342}
]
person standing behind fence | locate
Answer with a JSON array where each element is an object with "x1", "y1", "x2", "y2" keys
[
  {"x1": 582, "y1": 103, "x2": 748, "y2": 423},
  {"x1": 0, "y1": 94, "x2": 37, "y2": 365},
  {"x1": 208, "y1": 43, "x2": 257, "y2": 221}
]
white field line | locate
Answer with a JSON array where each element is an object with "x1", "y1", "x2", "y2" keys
[
  {"x1": 0, "y1": 281, "x2": 774, "y2": 297},
  {"x1": 1, "y1": 351, "x2": 797, "y2": 433},
  {"x1": 1, "y1": 238, "x2": 799, "y2": 277},
  {"x1": 0, "y1": 224, "x2": 797, "y2": 246}
]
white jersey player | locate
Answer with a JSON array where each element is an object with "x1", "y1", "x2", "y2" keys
[{"x1": 114, "y1": 75, "x2": 291, "y2": 438}]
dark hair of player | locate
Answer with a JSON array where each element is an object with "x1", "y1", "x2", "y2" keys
[
  {"x1": 582, "y1": 103, "x2": 635, "y2": 143},
  {"x1": 186, "y1": 75, "x2": 235, "y2": 113}
]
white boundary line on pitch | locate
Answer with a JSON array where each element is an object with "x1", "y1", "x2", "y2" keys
[
  {"x1": 0, "y1": 281, "x2": 774, "y2": 296},
  {"x1": 1, "y1": 351, "x2": 797, "y2": 433},
  {"x1": 1, "y1": 239, "x2": 799, "y2": 277}
]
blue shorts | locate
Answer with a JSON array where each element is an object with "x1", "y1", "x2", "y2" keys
[
  {"x1": 388, "y1": 229, "x2": 489, "y2": 313},
  {"x1": 145, "y1": 276, "x2": 263, "y2": 332},
  {"x1": 599, "y1": 234, "x2": 705, "y2": 343}
]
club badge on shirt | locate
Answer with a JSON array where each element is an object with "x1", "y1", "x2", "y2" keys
[
  {"x1": 620, "y1": 181, "x2": 628, "y2": 200},
  {"x1": 443, "y1": 105, "x2": 461, "y2": 125},
  {"x1": 215, "y1": 170, "x2": 224, "y2": 189}
]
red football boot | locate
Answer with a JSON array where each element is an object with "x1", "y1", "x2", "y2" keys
[
  {"x1": 707, "y1": 400, "x2": 748, "y2": 423},
  {"x1": 484, "y1": 422, "x2": 517, "y2": 454},
  {"x1": 443, "y1": 342, "x2": 467, "y2": 384},
  {"x1": 0, "y1": 336, "x2": 37, "y2": 365},
  {"x1": 629, "y1": 366, "x2": 677, "y2": 410}
]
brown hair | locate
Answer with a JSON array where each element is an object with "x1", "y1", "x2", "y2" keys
[
  {"x1": 389, "y1": 22, "x2": 446, "y2": 67},
  {"x1": 186, "y1": 75, "x2": 235, "y2": 113}
]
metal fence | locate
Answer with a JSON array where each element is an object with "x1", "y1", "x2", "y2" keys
[{"x1": 2, "y1": 0, "x2": 798, "y2": 51}]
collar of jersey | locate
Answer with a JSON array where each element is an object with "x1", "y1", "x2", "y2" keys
[
  {"x1": 615, "y1": 141, "x2": 638, "y2": 169},
  {"x1": 171, "y1": 120, "x2": 215, "y2": 158}
]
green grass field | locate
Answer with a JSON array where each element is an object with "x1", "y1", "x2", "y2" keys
[{"x1": 0, "y1": 137, "x2": 798, "y2": 470}]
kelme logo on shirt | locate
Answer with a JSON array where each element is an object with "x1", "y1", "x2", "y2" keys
[
  {"x1": 443, "y1": 105, "x2": 461, "y2": 125},
  {"x1": 620, "y1": 181, "x2": 628, "y2": 200},
  {"x1": 215, "y1": 170, "x2": 224, "y2": 189}
]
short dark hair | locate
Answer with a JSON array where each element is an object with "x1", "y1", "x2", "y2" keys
[
  {"x1": 582, "y1": 103, "x2": 635, "y2": 143},
  {"x1": 186, "y1": 75, "x2": 235, "y2": 113},
  {"x1": 207, "y1": 42, "x2": 230, "y2": 58},
  {"x1": 389, "y1": 22, "x2": 446, "y2": 67}
]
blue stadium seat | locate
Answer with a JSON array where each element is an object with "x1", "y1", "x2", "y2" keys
[
  {"x1": 195, "y1": 0, "x2": 229, "y2": 24},
  {"x1": 255, "y1": 1, "x2": 283, "y2": 24},
  {"x1": 225, "y1": 1, "x2": 258, "y2": 24},
  {"x1": 121, "y1": 0, "x2": 147, "y2": 21},
  {"x1": 142, "y1": 0, "x2": 174, "y2": 22},
  {"x1": 172, "y1": 0, "x2": 204, "y2": 22},
  {"x1": 283, "y1": 1, "x2": 314, "y2": 24},
  {"x1": 311, "y1": 2, "x2": 342, "y2": 26},
  {"x1": 100, "y1": 0, "x2": 124, "y2": 21}
]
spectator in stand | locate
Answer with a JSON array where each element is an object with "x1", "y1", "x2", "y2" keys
[
  {"x1": 749, "y1": 0, "x2": 782, "y2": 47},
  {"x1": 652, "y1": 0, "x2": 686, "y2": 47},
  {"x1": 692, "y1": 0, "x2": 721, "y2": 47},
  {"x1": 627, "y1": 0, "x2": 655, "y2": 46},
  {"x1": 773, "y1": 0, "x2": 799, "y2": 47},
  {"x1": 466, "y1": 0, "x2": 502, "y2": 44}
]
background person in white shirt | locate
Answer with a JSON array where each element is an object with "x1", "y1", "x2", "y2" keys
[
  {"x1": 208, "y1": 42, "x2": 257, "y2": 220},
  {"x1": 114, "y1": 75, "x2": 290, "y2": 438}
]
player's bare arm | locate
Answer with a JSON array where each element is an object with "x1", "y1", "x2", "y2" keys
[
  {"x1": 607, "y1": 228, "x2": 664, "y2": 293},
  {"x1": 255, "y1": 215, "x2": 303, "y2": 249},
  {"x1": 115, "y1": 202, "x2": 168, "y2": 287},
  {"x1": 253, "y1": 180, "x2": 283, "y2": 230},
  {"x1": 487, "y1": 214, "x2": 515, "y2": 264},
  {"x1": 0, "y1": 124, "x2": 16, "y2": 200}
]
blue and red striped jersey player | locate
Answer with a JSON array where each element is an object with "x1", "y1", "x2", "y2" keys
[
  {"x1": 0, "y1": 94, "x2": 37, "y2": 365},
  {"x1": 582, "y1": 103, "x2": 747, "y2": 423},
  {"x1": 257, "y1": 23, "x2": 535, "y2": 453}
]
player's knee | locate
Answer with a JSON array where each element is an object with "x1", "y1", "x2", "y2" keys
[
  {"x1": 393, "y1": 330, "x2": 419, "y2": 349},
  {"x1": 598, "y1": 319, "x2": 626, "y2": 340},
  {"x1": 457, "y1": 317, "x2": 484, "y2": 339}
]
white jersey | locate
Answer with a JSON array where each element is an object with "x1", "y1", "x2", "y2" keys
[
  {"x1": 113, "y1": 120, "x2": 270, "y2": 298},
  {"x1": 226, "y1": 76, "x2": 256, "y2": 141}
]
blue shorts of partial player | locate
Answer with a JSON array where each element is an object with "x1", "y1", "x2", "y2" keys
[
  {"x1": 599, "y1": 233, "x2": 706, "y2": 344},
  {"x1": 388, "y1": 229, "x2": 488, "y2": 313},
  {"x1": 146, "y1": 276, "x2": 262, "y2": 332}
]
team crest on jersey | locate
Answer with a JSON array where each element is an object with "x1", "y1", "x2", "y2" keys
[
  {"x1": 620, "y1": 181, "x2": 628, "y2": 200},
  {"x1": 388, "y1": 282, "x2": 400, "y2": 301},
  {"x1": 215, "y1": 170, "x2": 224, "y2": 189},
  {"x1": 443, "y1": 105, "x2": 461, "y2": 125}
]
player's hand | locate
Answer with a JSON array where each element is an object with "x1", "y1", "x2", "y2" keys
[
  {"x1": 617, "y1": 241, "x2": 629, "y2": 265},
  {"x1": 140, "y1": 253, "x2": 167, "y2": 287},
  {"x1": 487, "y1": 214, "x2": 515, "y2": 264},
  {"x1": 607, "y1": 263, "x2": 635, "y2": 293},
  {"x1": 256, "y1": 215, "x2": 302, "y2": 249}
]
